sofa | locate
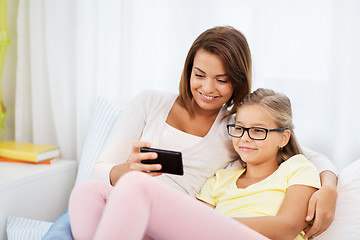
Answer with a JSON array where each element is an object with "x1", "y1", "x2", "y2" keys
[{"x1": 5, "y1": 97, "x2": 360, "y2": 240}]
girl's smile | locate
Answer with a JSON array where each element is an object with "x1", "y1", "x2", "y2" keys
[{"x1": 239, "y1": 146, "x2": 257, "y2": 152}]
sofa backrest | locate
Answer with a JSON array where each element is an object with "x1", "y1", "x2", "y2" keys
[{"x1": 75, "y1": 97, "x2": 121, "y2": 185}]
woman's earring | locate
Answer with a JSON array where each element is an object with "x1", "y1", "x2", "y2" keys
[{"x1": 279, "y1": 146, "x2": 283, "y2": 151}]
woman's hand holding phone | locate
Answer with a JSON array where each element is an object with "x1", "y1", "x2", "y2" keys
[
  {"x1": 109, "y1": 141, "x2": 162, "y2": 185},
  {"x1": 140, "y1": 147, "x2": 183, "y2": 175},
  {"x1": 110, "y1": 141, "x2": 184, "y2": 185},
  {"x1": 127, "y1": 141, "x2": 163, "y2": 176}
]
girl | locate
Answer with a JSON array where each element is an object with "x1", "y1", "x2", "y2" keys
[{"x1": 69, "y1": 88, "x2": 321, "y2": 239}]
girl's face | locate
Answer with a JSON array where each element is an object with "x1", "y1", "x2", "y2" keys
[
  {"x1": 232, "y1": 104, "x2": 290, "y2": 167},
  {"x1": 190, "y1": 49, "x2": 234, "y2": 114}
]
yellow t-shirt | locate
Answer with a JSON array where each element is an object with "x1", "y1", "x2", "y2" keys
[{"x1": 197, "y1": 154, "x2": 321, "y2": 240}]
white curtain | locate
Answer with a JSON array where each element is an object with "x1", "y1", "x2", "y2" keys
[
  {"x1": 16, "y1": 0, "x2": 76, "y2": 158},
  {"x1": 15, "y1": 0, "x2": 360, "y2": 170}
]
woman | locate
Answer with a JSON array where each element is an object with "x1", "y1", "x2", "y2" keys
[{"x1": 89, "y1": 26, "x2": 337, "y2": 238}]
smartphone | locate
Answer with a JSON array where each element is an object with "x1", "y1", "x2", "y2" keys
[{"x1": 140, "y1": 147, "x2": 184, "y2": 175}]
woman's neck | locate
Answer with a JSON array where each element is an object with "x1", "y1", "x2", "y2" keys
[
  {"x1": 166, "y1": 99, "x2": 221, "y2": 137},
  {"x1": 194, "y1": 103, "x2": 221, "y2": 119}
]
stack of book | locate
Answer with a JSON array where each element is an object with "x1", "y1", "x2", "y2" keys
[{"x1": 0, "y1": 141, "x2": 60, "y2": 164}]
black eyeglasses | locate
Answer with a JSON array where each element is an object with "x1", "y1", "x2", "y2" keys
[{"x1": 227, "y1": 124, "x2": 287, "y2": 140}]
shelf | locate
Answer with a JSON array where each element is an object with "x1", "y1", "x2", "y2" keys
[{"x1": 0, "y1": 159, "x2": 78, "y2": 240}]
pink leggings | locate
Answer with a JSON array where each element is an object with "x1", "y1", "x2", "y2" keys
[{"x1": 68, "y1": 171, "x2": 268, "y2": 240}]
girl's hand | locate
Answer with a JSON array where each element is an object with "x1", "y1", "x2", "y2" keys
[
  {"x1": 303, "y1": 185, "x2": 338, "y2": 238},
  {"x1": 127, "y1": 141, "x2": 163, "y2": 176}
]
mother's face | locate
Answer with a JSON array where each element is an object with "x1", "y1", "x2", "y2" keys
[{"x1": 190, "y1": 49, "x2": 234, "y2": 113}]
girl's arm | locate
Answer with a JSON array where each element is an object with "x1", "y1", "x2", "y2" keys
[{"x1": 234, "y1": 185, "x2": 317, "y2": 240}]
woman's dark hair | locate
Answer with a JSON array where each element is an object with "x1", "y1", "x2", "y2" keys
[{"x1": 179, "y1": 26, "x2": 252, "y2": 118}]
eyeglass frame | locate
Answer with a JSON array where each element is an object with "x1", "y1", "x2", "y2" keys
[{"x1": 226, "y1": 124, "x2": 288, "y2": 140}]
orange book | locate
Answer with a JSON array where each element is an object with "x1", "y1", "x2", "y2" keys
[{"x1": 0, "y1": 157, "x2": 53, "y2": 164}]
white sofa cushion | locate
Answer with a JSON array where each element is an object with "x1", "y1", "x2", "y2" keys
[
  {"x1": 6, "y1": 216, "x2": 52, "y2": 240},
  {"x1": 315, "y1": 159, "x2": 360, "y2": 240}
]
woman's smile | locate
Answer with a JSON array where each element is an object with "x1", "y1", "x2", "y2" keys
[{"x1": 198, "y1": 91, "x2": 219, "y2": 102}]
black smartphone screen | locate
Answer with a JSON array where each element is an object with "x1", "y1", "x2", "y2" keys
[{"x1": 140, "y1": 147, "x2": 184, "y2": 175}]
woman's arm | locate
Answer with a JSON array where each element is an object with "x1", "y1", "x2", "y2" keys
[
  {"x1": 302, "y1": 146, "x2": 338, "y2": 175},
  {"x1": 90, "y1": 91, "x2": 163, "y2": 185},
  {"x1": 302, "y1": 147, "x2": 338, "y2": 238},
  {"x1": 303, "y1": 170, "x2": 338, "y2": 238},
  {"x1": 234, "y1": 185, "x2": 317, "y2": 240},
  {"x1": 90, "y1": 97, "x2": 146, "y2": 184}
]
